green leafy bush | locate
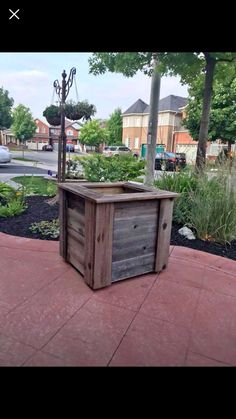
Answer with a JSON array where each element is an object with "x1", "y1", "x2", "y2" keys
[
  {"x1": 0, "y1": 183, "x2": 17, "y2": 206},
  {"x1": 0, "y1": 182, "x2": 26, "y2": 217},
  {"x1": 0, "y1": 198, "x2": 26, "y2": 217},
  {"x1": 29, "y1": 219, "x2": 59, "y2": 239},
  {"x1": 77, "y1": 154, "x2": 145, "y2": 182}
]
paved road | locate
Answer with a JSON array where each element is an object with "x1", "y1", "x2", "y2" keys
[
  {"x1": 11, "y1": 150, "x2": 85, "y2": 166},
  {"x1": 0, "y1": 163, "x2": 55, "y2": 175},
  {"x1": 11, "y1": 150, "x2": 58, "y2": 166}
]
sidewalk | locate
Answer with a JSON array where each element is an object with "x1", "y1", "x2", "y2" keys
[{"x1": 0, "y1": 231, "x2": 235, "y2": 366}]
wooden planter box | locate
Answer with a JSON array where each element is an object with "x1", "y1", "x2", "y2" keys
[{"x1": 58, "y1": 182, "x2": 178, "y2": 290}]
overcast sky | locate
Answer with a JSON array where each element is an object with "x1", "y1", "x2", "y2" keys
[{"x1": 0, "y1": 53, "x2": 189, "y2": 121}]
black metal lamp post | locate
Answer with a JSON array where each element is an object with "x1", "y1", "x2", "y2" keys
[{"x1": 53, "y1": 67, "x2": 76, "y2": 182}]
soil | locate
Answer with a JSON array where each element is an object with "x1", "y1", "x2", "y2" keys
[
  {"x1": 0, "y1": 195, "x2": 236, "y2": 261},
  {"x1": 0, "y1": 196, "x2": 59, "y2": 241}
]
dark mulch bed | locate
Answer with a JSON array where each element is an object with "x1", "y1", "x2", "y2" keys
[
  {"x1": 0, "y1": 196, "x2": 236, "y2": 260},
  {"x1": 170, "y1": 223, "x2": 236, "y2": 261},
  {"x1": 0, "y1": 196, "x2": 59, "y2": 241}
]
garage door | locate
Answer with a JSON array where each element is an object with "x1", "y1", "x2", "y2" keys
[{"x1": 176, "y1": 144, "x2": 197, "y2": 164}]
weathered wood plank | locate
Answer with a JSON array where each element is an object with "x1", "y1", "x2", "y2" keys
[
  {"x1": 112, "y1": 253, "x2": 155, "y2": 282},
  {"x1": 58, "y1": 182, "x2": 178, "y2": 204},
  {"x1": 113, "y1": 232, "x2": 157, "y2": 249},
  {"x1": 59, "y1": 188, "x2": 67, "y2": 259},
  {"x1": 114, "y1": 200, "x2": 158, "y2": 219},
  {"x1": 84, "y1": 201, "x2": 96, "y2": 287},
  {"x1": 113, "y1": 222, "x2": 157, "y2": 240},
  {"x1": 67, "y1": 234, "x2": 85, "y2": 266},
  {"x1": 68, "y1": 253, "x2": 84, "y2": 276},
  {"x1": 96, "y1": 191, "x2": 178, "y2": 204},
  {"x1": 89, "y1": 187, "x2": 125, "y2": 195},
  {"x1": 155, "y1": 198, "x2": 174, "y2": 272},
  {"x1": 67, "y1": 226, "x2": 85, "y2": 246},
  {"x1": 112, "y1": 236, "x2": 157, "y2": 262},
  {"x1": 114, "y1": 214, "x2": 157, "y2": 232},
  {"x1": 67, "y1": 193, "x2": 85, "y2": 213},
  {"x1": 92, "y1": 203, "x2": 114, "y2": 289},
  {"x1": 67, "y1": 207, "x2": 85, "y2": 227},
  {"x1": 67, "y1": 208, "x2": 85, "y2": 237}
]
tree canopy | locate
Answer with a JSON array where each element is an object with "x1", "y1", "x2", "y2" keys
[
  {"x1": 89, "y1": 52, "x2": 161, "y2": 185},
  {"x1": 11, "y1": 104, "x2": 36, "y2": 142},
  {"x1": 158, "y1": 52, "x2": 236, "y2": 168},
  {"x1": 79, "y1": 119, "x2": 108, "y2": 147},
  {"x1": 0, "y1": 87, "x2": 14, "y2": 129},
  {"x1": 106, "y1": 108, "x2": 123, "y2": 145},
  {"x1": 184, "y1": 75, "x2": 236, "y2": 149}
]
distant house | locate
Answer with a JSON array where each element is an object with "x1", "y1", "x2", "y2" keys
[
  {"x1": 49, "y1": 120, "x2": 82, "y2": 151},
  {"x1": 0, "y1": 128, "x2": 17, "y2": 147},
  {"x1": 122, "y1": 95, "x2": 198, "y2": 162},
  {"x1": 26, "y1": 118, "x2": 50, "y2": 150}
]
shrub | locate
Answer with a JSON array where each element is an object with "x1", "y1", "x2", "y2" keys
[
  {"x1": 77, "y1": 154, "x2": 145, "y2": 182},
  {"x1": 155, "y1": 169, "x2": 236, "y2": 244},
  {"x1": 0, "y1": 183, "x2": 17, "y2": 206},
  {"x1": 155, "y1": 171, "x2": 198, "y2": 224},
  {"x1": 0, "y1": 198, "x2": 26, "y2": 217},
  {"x1": 29, "y1": 219, "x2": 59, "y2": 239},
  {"x1": 188, "y1": 175, "x2": 236, "y2": 244}
]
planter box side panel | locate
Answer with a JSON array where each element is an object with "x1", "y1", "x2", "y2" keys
[
  {"x1": 112, "y1": 200, "x2": 159, "y2": 282},
  {"x1": 66, "y1": 193, "x2": 85, "y2": 276}
]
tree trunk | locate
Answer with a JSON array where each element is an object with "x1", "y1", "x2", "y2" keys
[
  {"x1": 227, "y1": 140, "x2": 232, "y2": 154},
  {"x1": 196, "y1": 54, "x2": 216, "y2": 171},
  {"x1": 144, "y1": 55, "x2": 161, "y2": 186}
]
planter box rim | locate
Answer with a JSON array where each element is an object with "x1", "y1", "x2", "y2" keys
[{"x1": 58, "y1": 181, "x2": 178, "y2": 203}]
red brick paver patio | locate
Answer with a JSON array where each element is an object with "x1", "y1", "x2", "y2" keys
[{"x1": 0, "y1": 231, "x2": 235, "y2": 366}]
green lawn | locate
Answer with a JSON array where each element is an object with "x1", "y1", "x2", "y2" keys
[{"x1": 12, "y1": 176, "x2": 57, "y2": 196}]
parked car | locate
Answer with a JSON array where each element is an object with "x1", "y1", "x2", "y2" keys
[
  {"x1": 103, "y1": 145, "x2": 138, "y2": 157},
  {"x1": 42, "y1": 144, "x2": 53, "y2": 151},
  {"x1": 155, "y1": 152, "x2": 177, "y2": 171},
  {"x1": 175, "y1": 152, "x2": 186, "y2": 169},
  {"x1": 0, "y1": 146, "x2": 12, "y2": 164},
  {"x1": 66, "y1": 144, "x2": 75, "y2": 152}
]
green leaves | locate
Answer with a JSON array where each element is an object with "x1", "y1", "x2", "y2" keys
[
  {"x1": 88, "y1": 53, "x2": 153, "y2": 77},
  {"x1": 29, "y1": 219, "x2": 59, "y2": 239},
  {"x1": 11, "y1": 104, "x2": 36, "y2": 141},
  {"x1": 79, "y1": 119, "x2": 108, "y2": 147},
  {"x1": 78, "y1": 154, "x2": 145, "y2": 182},
  {"x1": 106, "y1": 108, "x2": 123, "y2": 145},
  {"x1": 184, "y1": 75, "x2": 236, "y2": 143},
  {"x1": 0, "y1": 87, "x2": 14, "y2": 129}
]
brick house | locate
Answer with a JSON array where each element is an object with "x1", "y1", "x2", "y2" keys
[
  {"x1": 49, "y1": 120, "x2": 82, "y2": 150},
  {"x1": 122, "y1": 95, "x2": 199, "y2": 162},
  {"x1": 122, "y1": 95, "x2": 187, "y2": 150},
  {"x1": 26, "y1": 118, "x2": 50, "y2": 150}
]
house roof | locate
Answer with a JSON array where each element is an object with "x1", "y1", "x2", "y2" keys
[
  {"x1": 123, "y1": 99, "x2": 149, "y2": 115},
  {"x1": 123, "y1": 95, "x2": 188, "y2": 115},
  {"x1": 35, "y1": 118, "x2": 50, "y2": 127},
  {"x1": 49, "y1": 119, "x2": 83, "y2": 130}
]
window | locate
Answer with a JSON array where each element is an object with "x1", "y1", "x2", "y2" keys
[
  {"x1": 135, "y1": 118, "x2": 140, "y2": 127},
  {"x1": 42, "y1": 127, "x2": 46, "y2": 133},
  {"x1": 125, "y1": 138, "x2": 130, "y2": 148},
  {"x1": 67, "y1": 129, "x2": 73, "y2": 136},
  {"x1": 134, "y1": 137, "x2": 139, "y2": 148},
  {"x1": 123, "y1": 118, "x2": 130, "y2": 127},
  {"x1": 36, "y1": 127, "x2": 39, "y2": 133}
]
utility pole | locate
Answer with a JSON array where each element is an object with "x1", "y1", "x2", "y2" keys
[{"x1": 53, "y1": 68, "x2": 76, "y2": 182}]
